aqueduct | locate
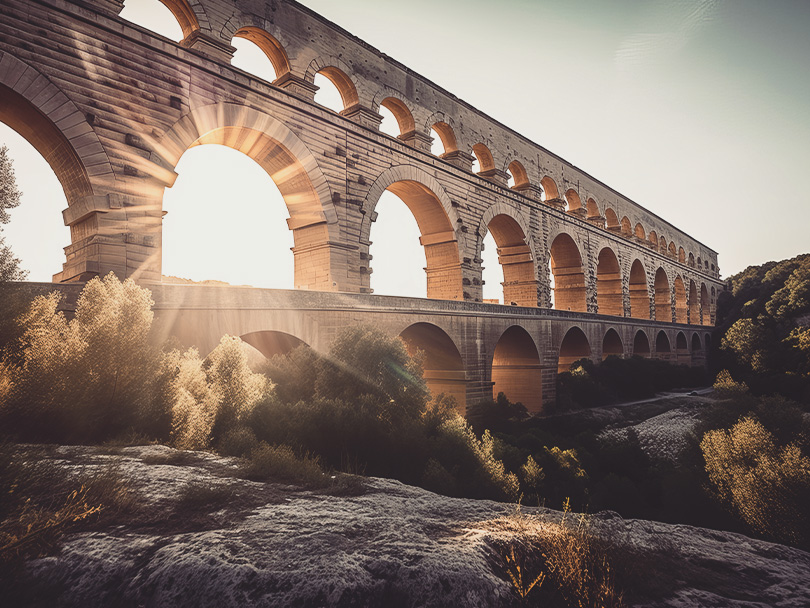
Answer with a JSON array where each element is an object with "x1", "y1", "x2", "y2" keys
[{"x1": 0, "y1": 0, "x2": 724, "y2": 410}]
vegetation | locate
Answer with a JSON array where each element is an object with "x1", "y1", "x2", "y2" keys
[{"x1": 0, "y1": 145, "x2": 26, "y2": 284}]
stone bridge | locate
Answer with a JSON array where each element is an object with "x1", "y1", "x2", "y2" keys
[{"x1": 0, "y1": 0, "x2": 724, "y2": 409}]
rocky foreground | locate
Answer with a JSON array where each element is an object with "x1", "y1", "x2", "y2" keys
[{"x1": 9, "y1": 445, "x2": 810, "y2": 607}]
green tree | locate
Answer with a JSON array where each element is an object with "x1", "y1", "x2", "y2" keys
[{"x1": 0, "y1": 145, "x2": 25, "y2": 283}]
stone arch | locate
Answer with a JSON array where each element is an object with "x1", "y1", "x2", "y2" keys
[
  {"x1": 558, "y1": 326, "x2": 591, "y2": 373},
  {"x1": 700, "y1": 283, "x2": 711, "y2": 326},
  {"x1": 399, "y1": 322, "x2": 466, "y2": 412},
  {"x1": 491, "y1": 325, "x2": 543, "y2": 412},
  {"x1": 378, "y1": 96, "x2": 416, "y2": 136},
  {"x1": 621, "y1": 216, "x2": 632, "y2": 236},
  {"x1": 691, "y1": 332, "x2": 703, "y2": 353},
  {"x1": 669, "y1": 241, "x2": 677, "y2": 257},
  {"x1": 564, "y1": 188, "x2": 582, "y2": 213},
  {"x1": 697, "y1": 256, "x2": 703, "y2": 269},
  {"x1": 688, "y1": 252, "x2": 695, "y2": 267},
  {"x1": 305, "y1": 58, "x2": 360, "y2": 109},
  {"x1": 675, "y1": 330, "x2": 690, "y2": 364},
  {"x1": 679, "y1": 246, "x2": 686, "y2": 264},
  {"x1": 156, "y1": 102, "x2": 339, "y2": 290},
  {"x1": 705, "y1": 333, "x2": 712, "y2": 351},
  {"x1": 472, "y1": 143, "x2": 495, "y2": 173},
  {"x1": 479, "y1": 205, "x2": 537, "y2": 307},
  {"x1": 158, "y1": 0, "x2": 208, "y2": 41},
  {"x1": 688, "y1": 280, "x2": 699, "y2": 325},
  {"x1": 602, "y1": 328, "x2": 624, "y2": 359},
  {"x1": 605, "y1": 208, "x2": 619, "y2": 230},
  {"x1": 596, "y1": 247, "x2": 623, "y2": 316},
  {"x1": 648, "y1": 230, "x2": 658, "y2": 249},
  {"x1": 507, "y1": 160, "x2": 530, "y2": 190},
  {"x1": 654, "y1": 267, "x2": 671, "y2": 322},
  {"x1": 240, "y1": 330, "x2": 309, "y2": 359},
  {"x1": 540, "y1": 176, "x2": 559, "y2": 201},
  {"x1": 361, "y1": 166, "x2": 463, "y2": 300},
  {"x1": 549, "y1": 233, "x2": 587, "y2": 312},
  {"x1": 634, "y1": 222, "x2": 646, "y2": 241},
  {"x1": 232, "y1": 27, "x2": 291, "y2": 80},
  {"x1": 633, "y1": 330, "x2": 651, "y2": 358},
  {"x1": 586, "y1": 197, "x2": 600, "y2": 219},
  {"x1": 659, "y1": 236, "x2": 667, "y2": 253},
  {"x1": 426, "y1": 117, "x2": 458, "y2": 155},
  {"x1": 655, "y1": 330, "x2": 672, "y2": 359},
  {"x1": 629, "y1": 259, "x2": 650, "y2": 319},
  {"x1": 674, "y1": 275, "x2": 687, "y2": 323}
]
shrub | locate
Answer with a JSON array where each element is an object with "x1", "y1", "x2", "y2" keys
[
  {"x1": 217, "y1": 425, "x2": 260, "y2": 458},
  {"x1": 241, "y1": 442, "x2": 328, "y2": 487},
  {"x1": 701, "y1": 417, "x2": 810, "y2": 548},
  {"x1": 712, "y1": 369, "x2": 749, "y2": 398}
]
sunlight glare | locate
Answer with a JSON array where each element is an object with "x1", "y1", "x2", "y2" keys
[{"x1": 370, "y1": 191, "x2": 425, "y2": 297}]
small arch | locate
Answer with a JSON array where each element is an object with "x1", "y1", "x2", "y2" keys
[
  {"x1": 586, "y1": 197, "x2": 600, "y2": 219},
  {"x1": 655, "y1": 330, "x2": 672, "y2": 359},
  {"x1": 688, "y1": 252, "x2": 695, "y2": 267},
  {"x1": 558, "y1": 326, "x2": 592, "y2": 373},
  {"x1": 633, "y1": 330, "x2": 651, "y2": 358},
  {"x1": 491, "y1": 326, "x2": 543, "y2": 413},
  {"x1": 688, "y1": 280, "x2": 699, "y2": 325},
  {"x1": 240, "y1": 330, "x2": 309, "y2": 359},
  {"x1": 379, "y1": 97, "x2": 415, "y2": 137},
  {"x1": 629, "y1": 259, "x2": 650, "y2": 319},
  {"x1": 705, "y1": 333, "x2": 712, "y2": 351},
  {"x1": 621, "y1": 216, "x2": 632, "y2": 236},
  {"x1": 669, "y1": 241, "x2": 677, "y2": 257},
  {"x1": 605, "y1": 208, "x2": 619, "y2": 229},
  {"x1": 472, "y1": 143, "x2": 495, "y2": 173},
  {"x1": 659, "y1": 236, "x2": 667, "y2": 253},
  {"x1": 564, "y1": 189, "x2": 582, "y2": 213},
  {"x1": 648, "y1": 230, "x2": 658, "y2": 248},
  {"x1": 691, "y1": 332, "x2": 702, "y2": 353},
  {"x1": 602, "y1": 328, "x2": 624, "y2": 359},
  {"x1": 486, "y1": 213, "x2": 536, "y2": 307},
  {"x1": 700, "y1": 283, "x2": 711, "y2": 326},
  {"x1": 400, "y1": 322, "x2": 466, "y2": 413},
  {"x1": 507, "y1": 160, "x2": 529, "y2": 190},
  {"x1": 549, "y1": 233, "x2": 587, "y2": 312},
  {"x1": 634, "y1": 223, "x2": 646, "y2": 241},
  {"x1": 233, "y1": 27, "x2": 290, "y2": 81},
  {"x1": 675, "y1": 331, "x2": 690, "y2": 364},
  {"x1": 674, "y1": 275, "x2": 687, "y2": 323},
  {"x1": 654, "y1": 268, "x2": 671, "y2": 322},
  {"x1": 596, "y1": 247, "x2": 623, "y2": 316},
  {"x1": 678, "y1": 246, "x2": 686, "y2": 264},
  {"x1": 313, "y1": 65, "x2": 359, "y2": 111},
  {"x1": 540, "y1": 176, "x2": 559, "y2": 201},
  {"x1": 697, "y1": 256, "x2": 703, "y2": 269},
  {"x1": 430, "y1": 121, "x2": 457, "y2": 155}
]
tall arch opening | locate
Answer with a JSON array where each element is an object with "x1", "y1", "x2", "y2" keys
[
  {"x1": 370, "y1": 180, "x2": 463, "y2": 300},
  {"x1": 602, "y1": 328, "x2": 624, "y2": 360},
  {"x1": 688, "y1": 280, "x2": 699, "y2": 325},
  {"x1": 654, "y1": 268, "x2": 671, "y2": 322},
  {"x1": 485, "y1": 214, "x2": 536, "y2": 307},
  {"x1": 679, "y1": 247, "x2": 686, "y2": 264},
  {"x1": 240, "y1": 330, "x2": 309, "y2": 359},
  {"x1": 673, "y1": 276, "x2": 687, "y2": 323},
  {"x1": 655, "y1": 331, "x2": 671, "y2": 360},
  {"x1": 491, "y1": 326, "x2": 543, "y2": 413},
  {"x1": 549, "y1": 233, "x2": 586, "y2": 312},
  {"x1": 675, "y1": 331, "x2": 690, "y2": 365},
  {"x1": 629, "y1": 259, "x2": 649, "y2": 319},
  {"x1": 596, "y1": 247, "x2": 622, "y2": 316},
  {"x1": 558, "y1": 326, "x2": 591, "y2": 373},
  {"x1": 399, "y1": 323, "x2": 465, "y2": 412},
  {"x1": 701, "y1": 283, "x2": 712, "y2": 326},
  {"x1": 633, "y1": 330, "x2": 651, "y2": 358},
  {"x1": 119, "y1": 0, "x2": 188, "y2": 41}
]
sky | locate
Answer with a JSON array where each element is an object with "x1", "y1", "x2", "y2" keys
[{"x1": 1, "y1": 0, "x2": 808, "y2": 299}]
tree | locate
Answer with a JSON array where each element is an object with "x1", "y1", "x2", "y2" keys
[{"x1": 0, "y1": 145, "x2": 26, "y2": 283}]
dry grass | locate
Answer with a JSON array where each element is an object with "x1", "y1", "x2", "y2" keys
[{"x1": 240, "y1": 442, "x2": 328, "y2": 488}]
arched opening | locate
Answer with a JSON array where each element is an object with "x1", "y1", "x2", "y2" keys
[
  {"x1": 648, "y1": 230, "x2": 658, "y2": 249},
  {"x1": 558, "y1": 326, "x2": 591, "y2": 373},
  {"x1": 655, "y1": 331, "x2": 671, "y2": 360},
  {"x1": 634, "y1": 223, "x2": 646, "y2": 241},
  {"x1": 507, "y1": 160, "x2": 529, "y2": 190},
  {"x1": 679, "y1": 247, "x2": 686, "y2": 264},
  {"x1": 472, "y1": 143, "x2": 495, "y2": 174},
  {"x1": 669, "y1": 241, "x2": 677, "y2": 257},
  {"x1": 605, "y1": 208, "x2": 619, "y2": 230},
  {"x1": 697, "y1": 256, "x2": 703, "y2": 269},
  {"x1": 430, "y1": 122, "x2": 457, "y2": 156},
  {"x1": 673, "y1": 275, "x2": 687, "y2": 323},
  {"x1": 688, "y1": 252, "x2": 695, "y2": 267},
  {"x1": 700, "y1": 283, "x2": 711, "y2": 326},
  {"x1": 602, "y1": 328, "x2": 624, "y2": 360},
  {"x1": 691, "y1": 333, "x2": 702, "y2": 353},
  {"x1": 370, "y1": 180, "x2": 463, "y2": 300},
  {"x1": 379, "y1": 97, "x2": 415, "y2": 138},
  {"x1": 586, "y1": 198, "x2": 600, "y2": 219},
  {"x1": 399, "y1": 323, "x2": 466, "y2": 413},
  {"x1": 485, "y1": 214, "x2": 536, "y2": 307},
  {"x1": 540, "y1": 176, "x2": 559, "y2": 202},
  {"x1": 240, "y1": 330, "x2": 309, "y2": 359},
  {"x1": 629, "y1": 259, "x2": 649, "y2": 319},
  {"x1": 621, "y1": 216, "x2": 632, "y2": 236},
  {"x1": 654, "y1": 268, "x2": 671, "y2": 322},
  {"x1": 633, "y1": 330, "x2": 651, "y2": 358},
  {"x1": 675, "y1": 331, "x2": 690, "y2": 365},
  {"x1": 596, "y1": 247, "x2": 623, "y2": 316},
  {"x1": 314, "y1": 67, "x2": 358, "y2": 112},
  {"x1": 688, "y1": 280, "x2": 699, "y2": 325},
  {"x1": 492, "y1": 326, "x2": 543, "y2": 413},
  {"x1": 162, "y1": 144, "x2": 295, "y2": 287},
  {"x1": 232, "y1": 27, "x2": 290, "y2": 83},
  {"x1": 119, "y1": 0, "x2": 188, "y2": 41},
  {"x1": 705, "y1": 333, "x2": 712, "y2": 351},
  {"x1": 659, "y1": 236, "x2": 667, "y2": 253},
  {"x1": 564, "y1": 189, "x2": 582, "y2": 214},
  {"x1": 549, "y1": 233, "x2": 586, "y2": 312}
]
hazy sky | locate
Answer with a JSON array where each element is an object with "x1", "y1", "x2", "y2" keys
[{"x1": 1, "y1": 0, "x2": 808, "y2": 298}]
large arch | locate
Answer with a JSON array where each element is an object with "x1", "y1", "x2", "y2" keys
[
  {"x1": 491, "y1": 326, "x2": 543, "y2": 413},
  {"x1": 399, "y1": 322, "x2": 466, "y2": 412},
  {"x1": 240, "y1": 330, "x2": 309, "y2": 359},
  {"x1": 655, "y1": 330, "x2": 672, "y2": 360},
  {"x1": 549, "y1": 233, "x2": 587, "y2": 312},
  {"x1": 673, "y1": 275, "x2": 688, "y2": 323},
  {"x1": 654, "y1": 267, "x2": 671, "y2": 322},
  {"x1": 688, "y1": 280, "x2": 699, "y2": 325},
  {"x1": 362, "y1": 166, "x2": 463, "y2": 300},
  {"x1": 602, "y1": 328, "x2": 624, "y2": 359},
  {"x1": 700, "y1": 283, "x2": 712, "y2": 326},
  {"x1": 596, "y1": 247, "x2": 623, "y2": 316},
  {"x1": 483, "y1": 212, "x2": 537, "y2": 307},
  {"x1": 632, "y1": 330, "x2": 651, "y2": 358},
  {"x1": 157, "y1": 103, "x2": 339, "y2": 290},
  {"x1": 558, "y1": 326, "x2": 591, "y2": 373},
  {"x1": 629, "y1": 259, "x2": 650, "y2": 319}
]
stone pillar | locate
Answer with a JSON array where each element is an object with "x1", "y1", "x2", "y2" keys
[
  {"x1": 398, "y1": 130, "x2": 433, "y2": 152},
  {"x1": 512, "y1": 183, "x2": 544, "y2": 201},
  {"x1": 420, "y1": 230, "x2": 464, "y2": 300},
  {"x1": 340, "y1": 104, "x2": 383, "y2": 130},
  {"x1": 182, "y1": 31, "x2": 236, "y2": 63},
  {"x1": 440, "y1": 150, "x2": 475, "y2": 171},
  {"x1": 478, "y1": 168, "x2": 510, "y2": 187},
  {"x1": 498, "y1": 245, "x2": 538, "y2": 307},
  {"x1": 274, "y1": 72, "x2": 319, "y2": 100}
]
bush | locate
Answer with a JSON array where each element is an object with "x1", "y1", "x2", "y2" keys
[{"x1": 241, "y1": 442, "x2": 328, "y2": 487}]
